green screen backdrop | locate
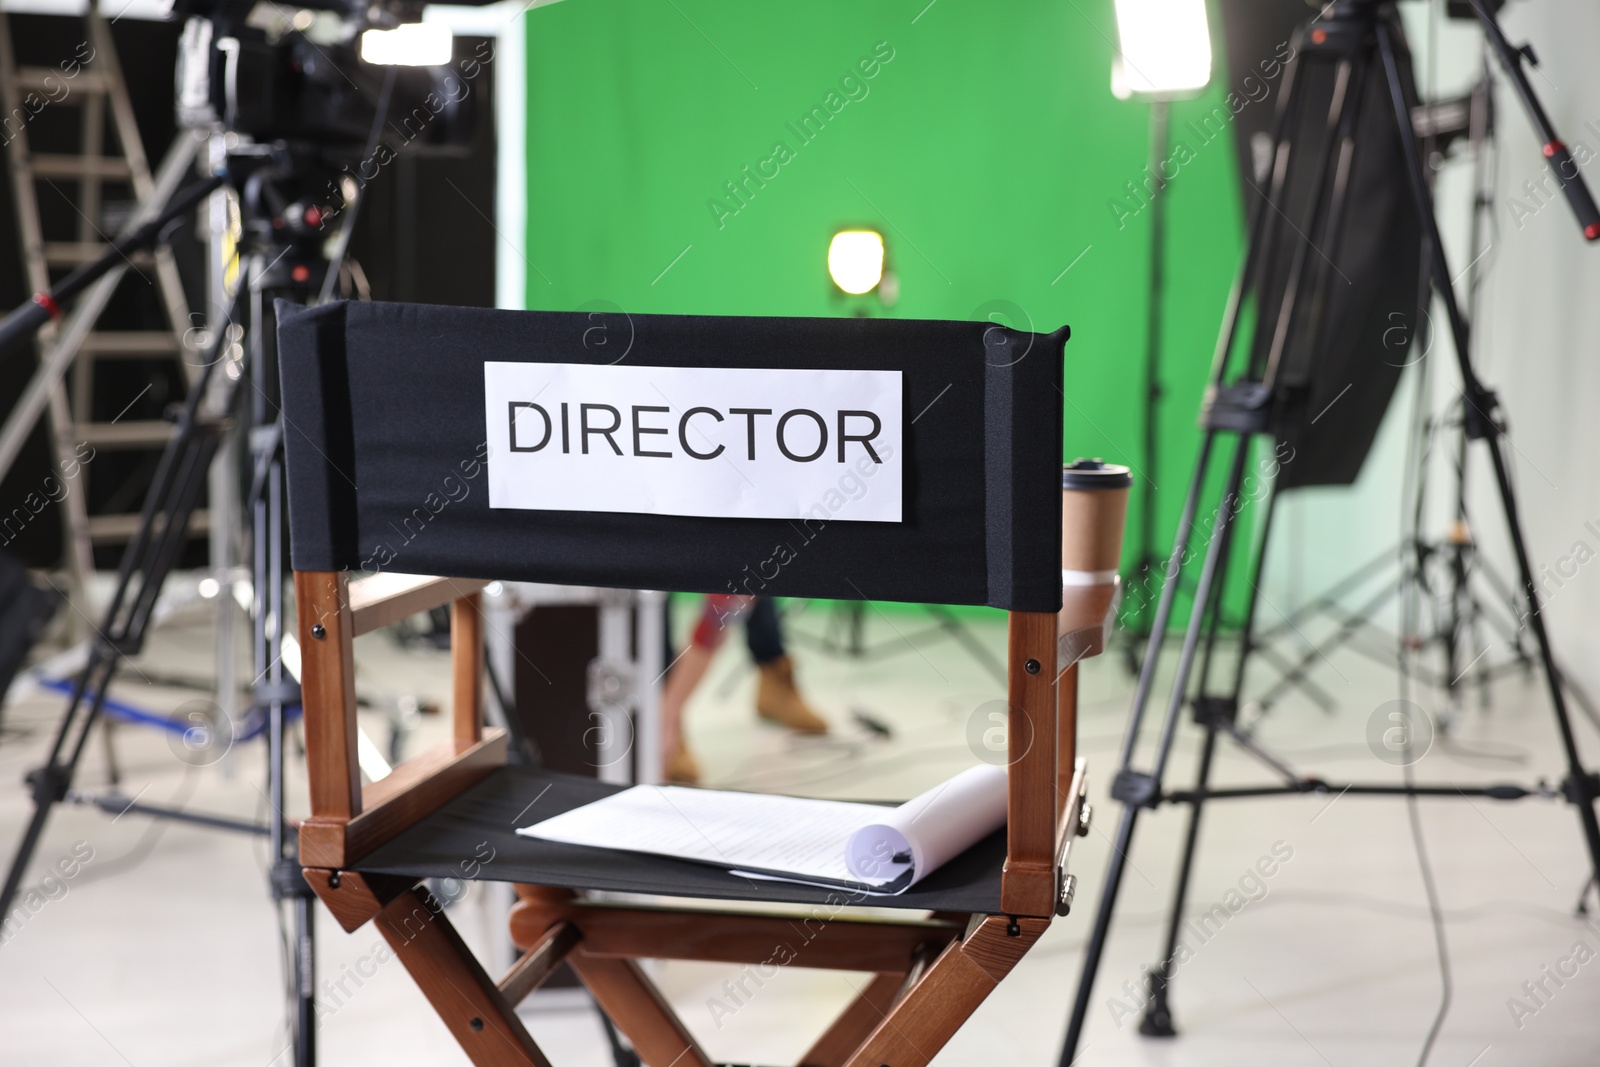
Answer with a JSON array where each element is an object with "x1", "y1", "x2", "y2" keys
[{"x1": 519, "y1": 0, "x2": 1257, "y2": 619}]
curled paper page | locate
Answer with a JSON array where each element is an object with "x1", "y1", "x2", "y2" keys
[
  {"x1": 844, "y1": 764, "x2": 1009, "y2": 890},
  {"x1": 518, "y1": 763, "x2": 1010, "y2": 896}
]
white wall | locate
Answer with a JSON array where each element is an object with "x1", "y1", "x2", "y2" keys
[{"x1": 1469, "y1": 1, "x2": 1600, "y2": 689}]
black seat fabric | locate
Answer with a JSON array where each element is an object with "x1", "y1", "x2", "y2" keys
[{"x1": 355, "y1": 765, "x2": 1006, "y2": 914}]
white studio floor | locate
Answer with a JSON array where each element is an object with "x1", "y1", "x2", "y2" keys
[{"x1": 2, "y1": 592, "x2": 1599, "y2": 1066}]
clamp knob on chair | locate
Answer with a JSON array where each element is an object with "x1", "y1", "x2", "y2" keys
[{"x1": 1058, "y1": 873, "x2": 1079, "y2": 916}]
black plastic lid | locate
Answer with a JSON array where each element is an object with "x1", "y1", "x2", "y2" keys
[{"x1": 1062, "y1": 458, "x2": 1132, "y2": 490}]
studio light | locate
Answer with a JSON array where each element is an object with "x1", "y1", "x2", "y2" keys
[
  {"x1": 827, "y1": 229, "x2": 885, "y2": 295},
  {"x1": 1110, "y1": 0, "x2": 1212, "y2": 100},
  {"x1": 360, "y1": 21, "x2": 453, "y2": 67},
  {"x1": 1107, "y1": 0, "x2": 1212, "y2": 642}
]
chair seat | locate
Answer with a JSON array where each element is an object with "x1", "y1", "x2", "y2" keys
[{"x1": 354, "y1": 764, "x2": 1008, "y2": 913}]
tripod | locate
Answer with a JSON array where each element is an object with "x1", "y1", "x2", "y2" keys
[
  {"x1": 1247, "y1": 63, "x2": 1539, "y2": 720},
  {"x1": 0, "y1": 147, "x2": 344, "y2": 1067},
  {"x1": 1059, "y1": 1, "x2": 1600, "y2": 1060},
  {"x1": 238, "y1": 147, "x2": 332, "y2": 1066},
  {"x1": 0, "y1": 262, "x2": 255, "y2": 919}
]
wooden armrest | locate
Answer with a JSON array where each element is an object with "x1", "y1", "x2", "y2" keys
[
  {"x1": 348, "y1": 573, "x2": 489, "y2": 637},
  {"x1": 298, "y1": 569, "x2": 503, "y2": 870},
  {"x1": 301, "y1": 729, "x2": 508, "y2": 869}
]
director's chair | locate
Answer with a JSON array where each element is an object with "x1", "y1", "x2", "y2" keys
[{"x1": 277, "y1": 300, "x2": 1116, "y2": 1067}]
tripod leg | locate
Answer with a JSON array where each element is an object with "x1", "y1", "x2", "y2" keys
[
  {"x1": 1059, "y1": 434, "x2": 1217, "y2": 1061},
  {"x1": 0, "y1": 785, "x2": 58, "y2": 921},
  {"x1": 1576, "y1": 876, "x2": 1599, "y2": 919},
  {"x1": 293, "y1": 896, "x2": 316, "y2": 1067},
  {"x1": 0, "y1": 649, "x2": 120, "y2": 917},
  {"x1": 1061, "y1": 801, "x2": 1145, "y2": 1059},
  {"x1": 2, "y1": 454, "x2": 206, "y2": 913},
  {"x1": 1473, "y1": 599, "x2": 1494, "y2": 710},
  {"x1": 1140, "y1": 725, "x2": 1219, "y2": 1038},
  {"x1": 1256, "y1": 575, "x2": 1399, "y2": 712},
  {"x1": 1140, "y1": 448, "x2": 1265, "y2": 1036},
  {"x1": 0, "y1": 277, "x2": 239, "y2": 919},
  {"x1": 1556, "y1": 669, "x2": 1600, "y2": 736},
  {"x1": 1061, "y1": 33, "x2": 1332, "y2": 1060},
  {"x1": 245, "y1": 275, "x2": 322, "y2": 1066},
  {"x1": 1377, "y1": 21, "x2": 1600, "y2": 891},
  {"x1": 99, "y1": 716, "x2": 121, "y2": 786},
  {"x1": 1478, "y1": 439, "x2": 1600, "y2": 880},
  {"x1": 1250, "y1": 645, "x2": 1339, "y2": 715},
  {"x1": 1443, "y1": 550, "x2": 1463, "y2": 715},
  {"x1": 1060, "y1": 433, "x2": 1255, "y2": 1062},
  {"x1": 1474, "y1": 558, "x2": 1537, "y2": 671},
  {"x1": 927, "y1": 605, "x2": 1008, "y2": 687}
]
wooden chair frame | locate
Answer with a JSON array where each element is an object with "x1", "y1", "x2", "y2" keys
[{"x1": 296, "y1": 567, "x2": 1099, "y2": 1067}]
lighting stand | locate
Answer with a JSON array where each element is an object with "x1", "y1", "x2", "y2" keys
[
  {"x1": 1059, "y1": 3, "x2": 1600, "y2": 1060},
  {"x1": 1119, "y1": 98, "x2": 1171, "y2": 675}
]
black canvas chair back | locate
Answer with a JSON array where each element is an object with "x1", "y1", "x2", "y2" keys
[
  {"x1": 278, "y1": 300, "x2": 1098, "y2": 1067},
  {"x1": 278, "y1": 300, "x2": 1065, "y2": 611}
]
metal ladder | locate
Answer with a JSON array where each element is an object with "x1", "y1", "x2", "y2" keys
[{"x1": 0, "y1": 7, "x2": 200, "y2": 588}]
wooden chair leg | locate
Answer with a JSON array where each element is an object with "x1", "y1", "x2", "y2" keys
[
  {"x1": 376, "y1": 888, "x2": 553, "y2": 1067},
  {"x1": 800, "y1": 971, "x2": 905, "y2": 1067},
  {"x1": 499, "y1": 921, "x2": 582, "y2": 1009},
  {"x1": 841, "y1": 915, "x2": 1049, "y2": 1067},
  {"x1": 567, "y1": 950, "x2": 713, "y2": 1067}
]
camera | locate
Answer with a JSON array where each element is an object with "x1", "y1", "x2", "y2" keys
[{"x1": 173, "y1": 0, "x2": 476, "y2": 155}]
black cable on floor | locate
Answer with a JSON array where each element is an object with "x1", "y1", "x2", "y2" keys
[
  {"x1": 1395, "y1": 138, "x2": 1455, "y2": 1059},
  {"x1": 1401, "y1": 750, "x2": 1453, "y2": 1067},
  {"x1": 1397, "y1": 462, "x2": 1454, "y2": 1067}
]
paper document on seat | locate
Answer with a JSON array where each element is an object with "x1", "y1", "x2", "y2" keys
[
  {"x1": 842, "y1": 764, "x2": 1008, "y2": 887},
  {"x1": 516, "y1": 764, "x2": 1008, "y2": 895}
]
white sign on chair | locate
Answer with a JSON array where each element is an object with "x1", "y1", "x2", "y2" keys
[{"x1": 484, "y1": 362, "x2": 904, "y2": 522}]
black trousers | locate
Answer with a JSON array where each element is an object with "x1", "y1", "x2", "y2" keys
[{"x1": 662, "y1": 595, "x2": 785, "y2": 667}]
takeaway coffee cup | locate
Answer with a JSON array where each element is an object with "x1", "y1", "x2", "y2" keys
[{"x1": 1059, "y1": 459, "x2": 1131, "y2": 659}]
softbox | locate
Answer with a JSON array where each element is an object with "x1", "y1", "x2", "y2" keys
[{"x1": 1242, "y1": 13, "x2": 1425, "y2": 490}]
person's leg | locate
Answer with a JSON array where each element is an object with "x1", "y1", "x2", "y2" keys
[
  {"x1": 661, "y1": 595, "x2": 751, "y2": 782},
  {"x1": 661, "y1": 592, "x2": 674, "y2": 674},
  {"x1": 660, "y1": 645, "x2": 715, "y2": 766},
  {"x1": 747, "y1": 598, "x2": 829, "y2": 734},
  {"x1": 744, "y1": 596, "x2": 785, "y2": 665}
]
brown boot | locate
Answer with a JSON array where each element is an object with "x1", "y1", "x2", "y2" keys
[
  {"x1": 666, "y1": 742, "x2": 701, "y2": 785},
  {"x1": 755, "y1": 655, "x2": 829, "y2": 734}
]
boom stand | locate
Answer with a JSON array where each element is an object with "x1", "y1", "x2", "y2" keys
[
  {"x1": 0, "y1": 154, "x2": 339, "y2": 1067},
  {"x1": 0, "y1": 276, "x2": 255, "y2": 924},
  {"x1": 1059, "y1": 2, "x2": 1600, "y2": 1060}
]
